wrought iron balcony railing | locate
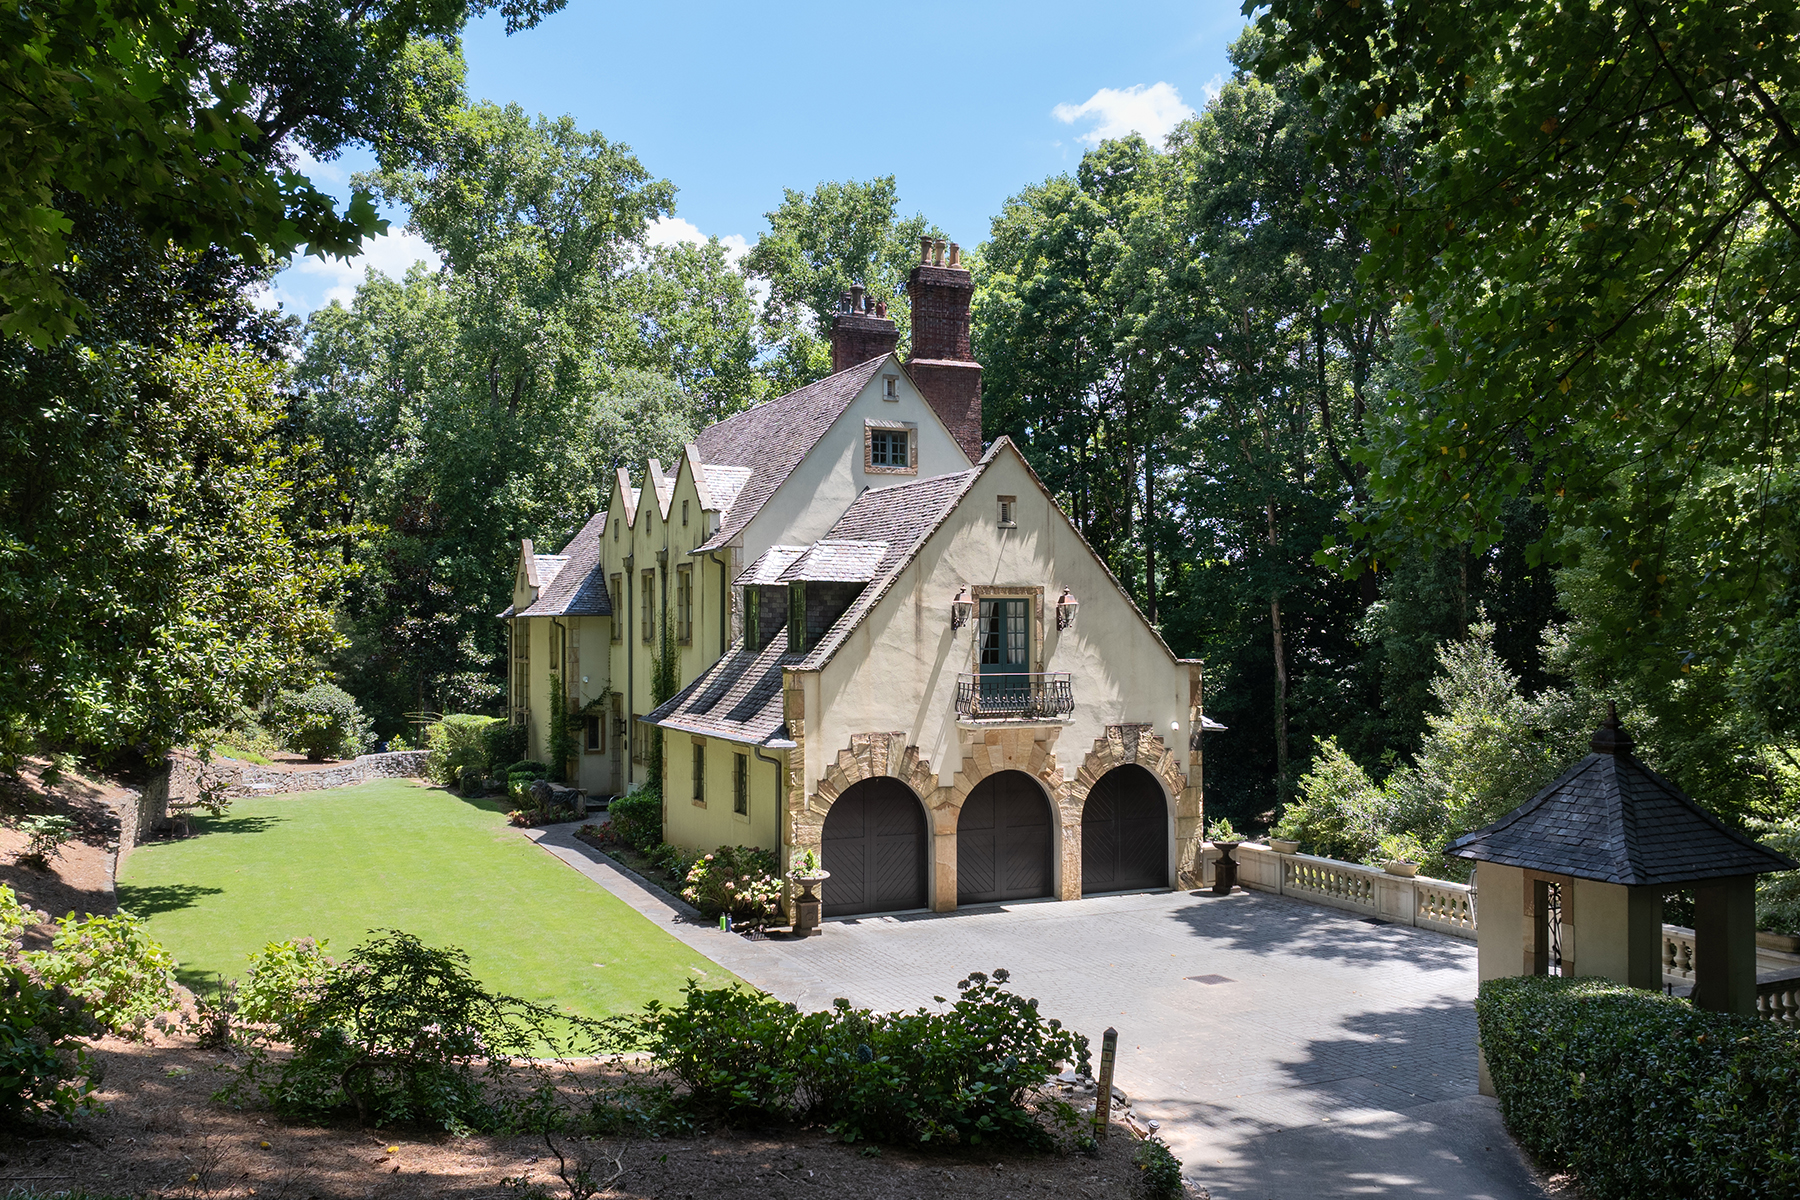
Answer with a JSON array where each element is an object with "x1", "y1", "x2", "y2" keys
[{"x1": 955, "y1": 672, "x2": 1075, "y2": 720}]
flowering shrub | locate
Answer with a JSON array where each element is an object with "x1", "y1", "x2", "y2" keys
[
  {"x1": 24, "y1": 910, "x2": 176, "y2": 1039},
  {"x1": 681, "y1": 846, "x2": 782, "y2": 921},
  {"x1": 238, "y1": 936, "x2": 336, "y2": 1029}
]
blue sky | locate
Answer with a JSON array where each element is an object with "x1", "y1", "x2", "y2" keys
[{"x1": 269, "y1": 0, "x2": 1251, "y2": 316}]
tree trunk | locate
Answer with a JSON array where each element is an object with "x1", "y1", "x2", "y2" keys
[{"x1": 1267, "y1": 497, "x2": 1288, "y2": 784}]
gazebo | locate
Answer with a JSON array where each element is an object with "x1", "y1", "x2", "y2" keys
[{"x1": 1449, "y1": 704, "x2": 1795, "y2": 1030}]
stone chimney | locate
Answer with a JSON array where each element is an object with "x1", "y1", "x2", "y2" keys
[
  {"x1": 829, "y1": 283, "x2": 899, "y2": 373},
  {"x1": 905, "y1": 237, "x2": 983, "y2": 460}
]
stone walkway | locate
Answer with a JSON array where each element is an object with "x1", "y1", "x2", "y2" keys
[{"x1": 529, "y1": 827, "x2": 1551, "y2": 1199}]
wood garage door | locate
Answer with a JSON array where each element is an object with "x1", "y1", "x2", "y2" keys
[
  {"x1": 1081, "y1": 764, "x2": 1168, "y2": 894},
  {"x1": 820, "y1": 778, "x2": 928, "y2": 917},
  {"x1": 957, "y1": 770, "x2": 1054, "y2": 905}
]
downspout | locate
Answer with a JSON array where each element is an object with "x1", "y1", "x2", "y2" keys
[
  {"x1": 624, "y1": 554, "x2": 634, "y2": 788},
  {"x1": 755, "y1": 738, "x2": 794, "y2": 891},
  {"x1": 552, "y1": 616, "x2": 569, "y2": 782}
]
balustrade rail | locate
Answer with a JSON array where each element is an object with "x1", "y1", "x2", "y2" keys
[
  {"x1": 1756, "y1": 976, "x2": 1800, "y2": 1024},
  {"x1": 954, "y1": 672, "x2": 1074, "y2": 720}
]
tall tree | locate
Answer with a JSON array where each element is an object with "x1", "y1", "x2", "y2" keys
[
  {"x1": 1250, "y1": 0, "x2": 1800, "y2": 736},
  {"x1": 742, "y1": 177, "x2": 941, "y2": 390}
]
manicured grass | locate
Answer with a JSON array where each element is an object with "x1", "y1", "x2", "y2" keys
[{"x1": 116, "y1": 779, "x2": 731, "y2": 1017}]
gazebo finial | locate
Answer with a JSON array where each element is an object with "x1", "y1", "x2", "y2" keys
[{"x1": 1589, "y1": 699, "x2": 1635, "y2": 756}]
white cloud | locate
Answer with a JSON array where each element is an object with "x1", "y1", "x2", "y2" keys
[
  {"x1": 647, "y1": 215, "x2": 750, "y2": 267},
  {"x1": 1052, "y1": 81, "x2": 1197, "y2": 146},
  {"x1": 261, "y1": 227, "x2": 443, "y2": 316}
]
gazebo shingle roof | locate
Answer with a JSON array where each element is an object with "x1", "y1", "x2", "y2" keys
[{"x1": 1448, "y1": 709, "x2": 1796, "y2": 886}]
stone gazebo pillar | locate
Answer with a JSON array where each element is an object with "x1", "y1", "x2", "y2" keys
[{"x1": 1449, "y1": 705, "x2": 1796, "y2": 1093}]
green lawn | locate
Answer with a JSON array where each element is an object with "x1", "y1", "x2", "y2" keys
[{"x1": 116, "y1": 779, "x2": 731, "y2": 1017}]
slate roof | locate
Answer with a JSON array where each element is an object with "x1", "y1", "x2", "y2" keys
[
  {"x1": 735, "y1": 546, "x2": 808, "y2": 585},
  {"x1": 1449, "y1": 713, "x2": 1797, "y2": 885},
  {"x1": 701, "y1": 464, "x2": 753, "y2": 517},
  {"x1": 794, "y1": 468, "x2": 980, "y2": 670},
  {"x1": 644, "y1": 630, "x2": 800, "y2": 745},
  {"x1": 517, "y1": 511, "x2": 613, "y2": 618},
  {"x1": 693, "y1": 357, "x2": 889, "y2": 551},
  {"x1": 777, "y1": 540, "x2": 889, "y2": 583}
]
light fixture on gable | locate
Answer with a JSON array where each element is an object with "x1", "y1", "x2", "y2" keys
[
  {"x1": 950, "y1": 586, "x2": 974, "y2": 630},
  {"x1": 1056, "y1": 587, "x2": 1079, "y2": 630}
]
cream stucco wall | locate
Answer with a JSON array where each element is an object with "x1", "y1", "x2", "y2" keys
[
  {"x1": 735, "y1": 358, "x2": 971, "y2": 569},
  {"x1": 661, "y1": 733, "x2": 783, "y2": 853},
  {"x1": 812, "y1": 450, "x2": 1191, "y2": 784}
]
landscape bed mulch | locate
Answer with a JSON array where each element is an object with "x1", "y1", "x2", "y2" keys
[{"x1": 0, "y1": 1026, "x2": 1201, "y2": 1199}]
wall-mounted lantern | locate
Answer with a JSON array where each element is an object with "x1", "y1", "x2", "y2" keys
[
  {"x1": 950, "y1": 586, "x2": 974, "y2": 630},
  {"x1": 1056, "y1": 587, "x2": 1079, "y2": 630}
]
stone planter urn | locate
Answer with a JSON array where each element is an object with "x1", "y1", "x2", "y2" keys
[
  {"x1": 1269, "y1": 838, "x2": 1300, "y2": 855},
  {"x1": 790, "y1": 871, "x2": 829, "y2": 938},
  {"x1": 1383, "y1": 860, "x2": 1421, "y2": 878},
  {"x1": 1211, "y1": 843, "x2": 1241, "y2": 895},
  {"x1": 1756, "y1": 930, "x2": 1800, "y2": 954}
]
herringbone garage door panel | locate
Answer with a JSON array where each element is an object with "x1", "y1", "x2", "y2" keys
[
  {"x1": 957, "y1": 771, "x2": 1053, "y2": 905},
  {"x1": 1080, "y1": 764, "x2": 1168, "y2": 894},
  {"x1": 820, "y1": 779, "x2": 926, "y2": 917}
]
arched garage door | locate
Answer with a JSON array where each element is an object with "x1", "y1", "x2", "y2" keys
[
  {"x1": 820, "y1": 778, "x2": 928, "y2": 917},
  {"x1": 957, "y1": 770, "x2": 1054, "y2": 905},
  {"x1": 1081, "y1": 764, "x2": 1169, "y2": 894}
]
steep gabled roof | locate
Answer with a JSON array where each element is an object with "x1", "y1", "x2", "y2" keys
[
  {"x1": 793, "y1": 468, "x2": 980, "y2": 670},
  {"x1": 693, "y1": 356, "x2": 889, "y2": 551},
  {"x1": 1449, "y1": 712, "x2": 1797, "y2": 885},
  {"x1": 518, "y1": 510, "x2": 612, "y2": 618},
  {"x1": 645, "y1": 630, "x2": 800, "y2": 745}
]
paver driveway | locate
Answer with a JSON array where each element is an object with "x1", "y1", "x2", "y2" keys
[{"x1": 532, "y1": 829, "x2": 1550, "y2": 1199}]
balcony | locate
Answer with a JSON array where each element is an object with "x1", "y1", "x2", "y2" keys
[{"x1": 955, "y1": 672, "x2": 1075, "y2": 721}]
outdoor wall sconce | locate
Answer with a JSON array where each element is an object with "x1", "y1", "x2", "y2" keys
[
  {"x1": 950, "y1": 586, "x2": 974, "y2": 630},
  {"x1": 1056, "y1": 587, "x2": 1079, "y2": 630}
]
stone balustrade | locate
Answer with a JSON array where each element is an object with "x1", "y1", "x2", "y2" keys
[
  {"x1": 1199, "y1": 842, "x2": 1477, "y2": 941},
  {"x1": 1203, "y1": 843, "x2": 1800, "y2": 1020}
]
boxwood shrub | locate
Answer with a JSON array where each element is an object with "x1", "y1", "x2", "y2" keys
[{"x1": 1477, "y1": 975, "x2": 1800, "y2": 1199}]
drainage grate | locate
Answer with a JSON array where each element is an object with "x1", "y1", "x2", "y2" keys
[
  {"x1": 1186, "y1": 974, "x2": 1234, "y2": 985},
  {"x1": 1362, "y1": 917, "x2": 1390, "y2": 926}
]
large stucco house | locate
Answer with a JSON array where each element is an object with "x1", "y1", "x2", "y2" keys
[{"x1": 503, "y1": 239, "x2": 1209, "y2": 916}]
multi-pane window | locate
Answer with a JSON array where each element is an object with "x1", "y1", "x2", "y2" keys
[
  {"x1": 511, "y1": 620, "x2": 529, "y2": 712},
  {"x1": 691, "y1": 741, "x2": 706, "y2": 804},
  {"x1": 869, "y1": 428, "x2": 909, "y2": 467},
  {"x1": 609, "y1": 574, "x2": 622, "y2": 642},
  {"x1": 630, "y1": 715, "x2": 645, "y2": 763},
  {"x1": 584, "y1": 714, "x2": 604, "y2": 753},
  {"x1": 676, "y1": 565, "x2": 693, "y2": 645},
  {"x1": 743, "y1": 587, "x2": 760, "y2": 652},
  {"x1": 733, "y1": 753, "x2": 748, "y2": 816},
  {"x1": 641, "y1": 571, "x2": 655, "y2": 643},
  {"x1": 979, "y1": 599, "x2": 1029, "y2": 670}
]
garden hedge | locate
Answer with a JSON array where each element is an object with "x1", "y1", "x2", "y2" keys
[{"x1": 1477, "y1": 975, "x2": 1800, "y2": 1199}]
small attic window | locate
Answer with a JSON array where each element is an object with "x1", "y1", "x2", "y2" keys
[
  {"x1": 883, "y1": 375, "x2": 899, "y2": 400},
  {"x1": 612, "y1": 519, "x2": 618, "y2": 541},
  {"x1": 682, "y1": 499, "x2": 689, "y2": 527},
  {"x1": 998, "y1": 496, "x2": 1018, "y2": 527}
]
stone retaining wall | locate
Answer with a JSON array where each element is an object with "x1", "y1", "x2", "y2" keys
[{"x1": 231, "y1": 750, "x2": 430, "y2": 795}]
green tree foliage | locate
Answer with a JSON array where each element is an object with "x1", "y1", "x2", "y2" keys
[
  {"x1": 295, "y1": 100, "x2": 772, "y2": 734},
  {"x1": 1248, "y1": 0, "x2": 1800, "y2": 740},
  {"x1": 743, "y1": 176, "x2": 941, "y2": 391},
  {"x1": 271, "y1": 682, "x2": 373, "y2": 761},
  {"x1": 1, "y1": 337, "x2": 350, "y2": 757}
]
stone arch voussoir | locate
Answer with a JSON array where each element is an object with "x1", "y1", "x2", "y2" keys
[
  {"x1": 1070, "y1": 725, "x2": 1188, "y2": 817},
  {"x1": 797, "y1": 733, "x2": 936, "y2": 848}
]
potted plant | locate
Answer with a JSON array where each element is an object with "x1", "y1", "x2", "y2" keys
[
  {"x1": 788, "y1": 847, "x2": 830, "y2": 938},
  {"x1": 1268, "y1": 833, "x2": 1301, "y2": 855},
  {"x1": 1375, "y1": 832, "x2": 1427, "y2": 878},
  {"x1": 1205, "y1": 817, "x2": 1243, "y2": 895}
]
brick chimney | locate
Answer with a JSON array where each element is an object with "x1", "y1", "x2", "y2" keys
[
  {"x1": 905, "y1": 237, "x2": 983, "y2": 460},
  {"x1": 829, "y1": 283, "x2": 899, "y2": 373}
]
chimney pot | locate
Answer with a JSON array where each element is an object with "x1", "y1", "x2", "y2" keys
[
  {"x1": 948, "y1": 242, "x2": 961, "y2": 267},
  {"x1": 839, "y1": 291, "x2": 852, "y2": 312},
  {"x1": 921, "y1": 236, "x2": 933, "y2": 264},
  {"x1": 850, "y1": 283, "x2": 866, "y2": 312},
  {"x1": 933, "y1": 239, "x2": 946, "y2": 267},
  {"x1": 875, "y1": 300, "x2": 887, "y2": 317}
]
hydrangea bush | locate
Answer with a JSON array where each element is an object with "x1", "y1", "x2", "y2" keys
[{"x1": 681, "y1": 846, "x2": 782, "y2": 922}]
